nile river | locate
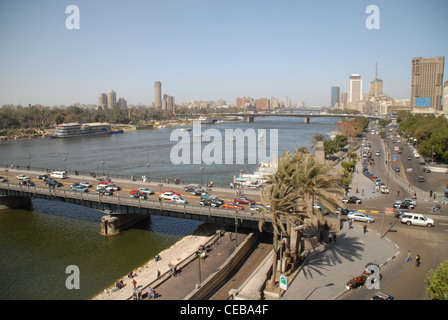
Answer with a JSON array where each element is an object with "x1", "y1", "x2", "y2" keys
[{"x1": 0, "y1": 116, "x2": 339, "y2": 299}]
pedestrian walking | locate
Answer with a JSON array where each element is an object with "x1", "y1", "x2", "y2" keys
[
  {"x1": 229, "y1": 232, "x2": 233, "y2": 241},
  {"x1": 132, "y1": 279, "x2": 137, "y2": 290},
  {"x1": 397, "y1": 190, "x2": 400, "y2": 197},
  {"x1": 363, "y1": 223, "x2": 367, "y2": 234},
  {"x1": 356, "y1": 186, "x2": 359, "y2": 193},
  {"x1": 328, "y1": 232, "x2": 333, "y2": 243},
  {"x1": 415, "y1": 255, "x2": 421, "y2": 267},
  {"x1": 156, "y1": 269, "x2": 161, "y2": 280},
  {"x1": 405, "y1": 250, "x2": 412, "y2": 263},
  {"x1": 349, "y1": 219, "x2": 353, "y2": 229}
]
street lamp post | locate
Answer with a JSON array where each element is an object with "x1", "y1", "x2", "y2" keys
[
  {"x1": 63, "y1": 158, "x2": 67, "y2": 172},
  {"x1": 146, "y1": 163, "x2": 150, "y2": 182},
  {"x1": 101, "y1": 161, "x2": 105, "y2": 176},
  {"x1": 200, "y1": 167, "x2": 204, "y2": 186},
  {"x1": 197, "y1": 246, "x2": 202, "y2": 288},
  {"x1": 305, "y1": 283, "x2": 334, "y2": 300}
]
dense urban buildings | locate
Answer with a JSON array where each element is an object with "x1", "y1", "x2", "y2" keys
[
  {"x1": 107, "y1": 90, "x2": 117, "y2": 109},
  {"x1": 255, "y1": 98, "x2": 270, "y2": 111},
  {"x1": 410, "y1": 56, "x2": 445, "y2": 114}
]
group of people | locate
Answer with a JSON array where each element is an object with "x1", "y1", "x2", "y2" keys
[{"x1": 406, "y1": 250, "x2": 421, "y2": 267}]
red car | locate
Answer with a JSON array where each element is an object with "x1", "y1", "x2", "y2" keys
[
  {"x1": 233, "y1": 196, "x2": 255, "y2": 205},
  {"x1": 223, "y1": 202, "x2": 244, "y2": 210},
  {"x1": 370, "y1": 175, "x2": 377, "y2": 181}
]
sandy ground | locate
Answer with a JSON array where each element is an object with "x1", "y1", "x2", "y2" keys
[{"x1": 92, "y1": 224, "x2": 219, "y2": 300}]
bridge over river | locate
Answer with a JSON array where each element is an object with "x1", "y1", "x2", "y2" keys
[{"x1": 0, "y1": 170, "x2": 273, "y2": 236}]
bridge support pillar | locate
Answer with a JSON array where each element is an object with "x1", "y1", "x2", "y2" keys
[
  {"x1": 0, "y1": 196, "x2": 32, "y2": 210},
  {"x1": 246, "y1": 116, "x2": 254, "y2": 123},
  {"x1": 304, "y1": 117, "x2": 310, "y2": 124},
  {"x1": 100, "y1": 214, "x2": 150, "y2": 236}
]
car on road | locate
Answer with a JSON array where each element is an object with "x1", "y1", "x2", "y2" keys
[
  {"x1": 375, "y1": 151, "x2": 381, "y2": 156},
  {"x1": 414, "y1": 152, "x2": 420, "y2": 158},
  {"x1": 0, "y1": 177, "x2": 7, "y2": 183},
  {"x1": 159, "y1": 191, "x2": 181, "y2": 200},
  {"x1": 400, "y1": 213, "x2": 434, "y2": 227},
  {"x1": 223, "y1": 202, "x2": 244, "y2": 210},
  {"x1": 407, "y1": 156, "x2": 412, "y2": 160},
  {"x1": 336, "y1": 207, "x2": 353, "y2": 215},
  {"x1": 46, "y1": 179, "x2": 63, "y2": 187},
  {"x1": 417, "y1": 176, "x2": 425, "y2": 182},
  {"x1": 199, "y1": 198, "x2": 221, "y2": 207},
  {"x1": 96, "y1": 188, "x2": 113, "y2": 196},
  {"x1": 395, "y1": 166, "x2": 400, "y2": 172},
  {"x1": 201, "y1": 195, "x2": 224, "y2": 205},
  {"x1": 393, "y1": 200, "x2": 415, "y2": 209},
  {"x1": 342, "y1": 196, "x2": 362, "y2": 204},
  {"x1": 250, "y1": 204, "x2": 270, "y2": 211},
  {"x1": 191, "y1": 189, "x2": 208, "y2": 196},
  {"x1": 79, "y1": 181, "x2": 92, "y2": 188},
  {"x1": 370, "y1": 175, "x2": 378, "y2": 181},
  {"x1": 379, "y1": 184, "x2": 389, "y2": 194},
  {"x1": 394, "y1": 209, "x2": 411, "y2": 218},
  {"x1": 131, "y1": 192, "x2": 147, "y2": 199},
  {"x1": 37, "y1": 174, "x2": 49, "y2": 180},
  {"x1": 371, "y1": 292, "x2": 394, "y2": 300},
  {"x1": 72, "y1": 185, "x2": 88, "y2": 192},
  {"x1": 421, "y1": 167, "x2": 431, "y2": 173},
  {"x1": 183, "y1": 184, "x2": 202, "y2": 192},
  {"x1": 16, "y1": 174, "x2": 30, "y2": 180},
  {"x1": 19, "y1": 179, "x2": 34, "y2": 186},
  {"x1": 234, "y1": 196, "x2": 256, "y2": 205},
  {"x1": 347, "y1": 211, "x2": 375, "y2": 223},
  {"x1": 139, "y1": 187, "x2": 154, "y2": 195},
  {"x1": 171, "y1": 195, "x2": 188, "y2": 204}
]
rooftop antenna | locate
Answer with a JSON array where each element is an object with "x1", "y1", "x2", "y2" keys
[{"x1": 375, "y1": 62, "x2": 378, "y2": 81}]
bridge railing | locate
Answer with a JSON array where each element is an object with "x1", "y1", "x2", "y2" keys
[{"x1": 0, "y1": 182, "x2": 263, "y2": 223}]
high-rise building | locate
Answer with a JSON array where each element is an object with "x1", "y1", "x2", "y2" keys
[
  {"x1": 370, "y1": 63, "x2": 384, "y2": 98},
  {"x1": 331, "y1": 86, "x2": 340, "y2": 107},
  {"x1": 348, "y1": 74, "x2": 362, "y2": 104},
  {"x1": 98, "y1": 93, "x2": 107, "y2": 109},
  {"x1": 255, "y1": 98, "x2": 270, "y2": 111},
  {"x1": 340, "y1": 92, "x2": 348, "y2": 108},
  {"x1": 285, "y1": 96, "x2": 291, "y2": 108},
  {"x1": 162, "y1": 94, "x2": 175, "y2": 110},
  {"x1": 107, "y1": 90, "x2": 116, "y2": 109},
  {"x1": 443, "y1": 80, "x2": 448, "y2": 114},
  {"x1": 154, "y1": 81, "x2": 162, "y2": 110},
  {"x1": 118, "y1": 97, "x2": 127, "y2": 109},
  {"x1": 411, "y1": 56, "x2": 445, "y2": 114}
]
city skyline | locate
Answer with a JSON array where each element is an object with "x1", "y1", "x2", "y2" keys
[{"x1": 0, "y1": 0, "x2": 447, "y2": 107}]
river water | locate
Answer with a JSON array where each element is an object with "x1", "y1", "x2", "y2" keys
[{"x1": 0, "y1": 116, "x2": 339, "y2": 299}]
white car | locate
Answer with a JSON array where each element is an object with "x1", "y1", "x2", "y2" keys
[
  {"x1": 139, "y1": 187, "x2": 154, "y2": 195},
  {"x1": 414, "y1": 152, "x2": 420, "y2": 158},
  {"x1": 159, "y1": 191, "x2": 180, "y2": 200},
  {"x1": 400, "y1": 213, "x2": 434, "y2": 227},
  {"x1": 79, "y1": 181, "x2": 92, "y2": 188},
  {"x1": 347, "y1": 211, "x2": 375, "y2": 223},
  {"x1": 171, "y1": 196, "x2": 188, "y2": 204},
  {"x1": 16, "y1": 174, "x2": 30, "y2": 180}
]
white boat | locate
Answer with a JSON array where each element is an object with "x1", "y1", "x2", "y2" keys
[
  {"x1": 51, "y1": 122, "x2": 112, "y2": 138},
  {"x1": 234, "y1": 161, "x2": 278, "y2": 188}
]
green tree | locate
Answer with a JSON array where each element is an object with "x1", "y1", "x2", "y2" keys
[{"x1": 425, "y1": 260, "x2": 448, "y2": 300}]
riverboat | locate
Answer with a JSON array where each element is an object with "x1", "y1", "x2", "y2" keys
[{"x1": 51, "y1": 122, "x2": 118, "y2": 138}]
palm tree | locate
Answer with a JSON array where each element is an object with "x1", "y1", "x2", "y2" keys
[{"x1": 291, "y1": 151, "x2": 344, "y2": 224}]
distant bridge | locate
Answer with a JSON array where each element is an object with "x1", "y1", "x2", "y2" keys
[
  {"x1": 211, "y1": 112, "x2": 383, "y2": 123},
  {"x1": 0, "y1": 183, "x2": 271, "y2": 235}
]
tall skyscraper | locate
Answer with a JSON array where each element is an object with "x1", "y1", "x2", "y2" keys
[
  {"x1": 443, "y1": 81, "x2": 448, "y2": 114},
  {"x1": 98, "y1": 93, "x2": 107, "y2": 109},
  {"x1": 154, "y1": 81, "x2": 162, "y2": 110},
  {"x1": 285, "y1": 96, "x2": 291, "y2": 108},
  {"x1": 348, "y1": 74, "x2": 362, "y2": 104},
  {"x1": 331, "y1": 86, "x2": 340, "y2": 107},
  {"x1": 107, "y1": 90, "x2": 116, "y2": 109},
  {"x1": 370, "y1": 63, "x2": 384, "y2": 98},
  {"x1": 411, "y1": 56, "x2": 445, "y2": 114}
]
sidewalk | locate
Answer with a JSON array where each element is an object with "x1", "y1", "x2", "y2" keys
[{"x1": 281, "y1": 219, "x2": 400, "y2": 300}]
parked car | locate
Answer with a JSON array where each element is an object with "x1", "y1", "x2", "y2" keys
[
  {"x1": 342, "y1": 196, "x2": 362, "y2": 204},
  {"x1": 379, "y1": 184, "x2": 389, "y2": 194},
  {"x1": 223, "y1": 202, "x2": 244, "y2": 210},
  {"x1": 347, "y1": 211, "x2": 375, "y2": 223},
  {"x1": 234, "y1": 196, "x2": 256, "y2": 205},
  {"x1": 400, "y1": 213, "x2": 434, "y2": 227},
  {"x1": 139, "y1": 187, "x2": 154, "y2": 195}
]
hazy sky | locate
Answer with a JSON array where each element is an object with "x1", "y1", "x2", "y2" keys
[{"x1": 0, "y1": 0, "x2": 447, "y2": 107}]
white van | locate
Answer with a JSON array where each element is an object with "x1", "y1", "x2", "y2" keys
[
  {"x1": 400, "y1": 213, "x2": 434, "y2": 227},
  {"x1": 50, "y1": 171, "x2": 67, "y2": 179}
]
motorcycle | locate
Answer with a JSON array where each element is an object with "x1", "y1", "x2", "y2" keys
[{"x1": 432, "y1": 205, "x2": 441, "y2": 213}]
